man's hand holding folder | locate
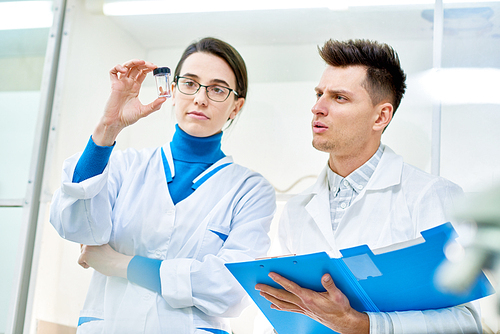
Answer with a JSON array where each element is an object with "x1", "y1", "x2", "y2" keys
[{"x1": 256, "y1": 272, "x2": 370, "y2": 334}]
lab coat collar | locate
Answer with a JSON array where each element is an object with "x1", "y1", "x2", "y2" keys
[
  {"x1": 364, "y1": 145, "x2": 403, "y2": 191},
  {"x1": 161, "y1": 143, "x2": 233, "y2": 185},
  {"x1": 192, "y1": 156, "x2": 234, "y2": 185},
  {"x1": 308, "y1": 145, "x2": 403, "y2": 196},
  {"x1": 162, "y1": 143, "x2": 176, "y2": 178}
]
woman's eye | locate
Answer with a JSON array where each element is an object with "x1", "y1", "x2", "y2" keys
[{"x1": 211, "y1": 86, "x2": 226, "y2": 95}]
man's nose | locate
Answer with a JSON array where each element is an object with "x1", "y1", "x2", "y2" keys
[{"x1": 311, "y1": 97, "x2": 328, "y2": 116}]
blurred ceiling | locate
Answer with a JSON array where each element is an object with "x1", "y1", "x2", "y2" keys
[
  {"x1": 103, "y1": 6, "x2": 437, "y2": 49},
  {"x1": 1, "y1": 1, "x2": 500, "y2": 58}
]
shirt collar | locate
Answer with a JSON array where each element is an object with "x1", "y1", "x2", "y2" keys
[{"x1": 327, "y1": 144, "x2": 384, "y2": 195}]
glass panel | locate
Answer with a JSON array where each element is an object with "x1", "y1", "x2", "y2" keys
[
  {"x1": 0, "y1": 0, "x2": 54, "y2": 332},
  {"x1": 0, "y1": 91, "x2": 41, "y2": 199},
  {"x1": 0, "y1": 11, "x2": 50, "y2": 199},
  {"x1": 440, "y1": 1, "x2": 500, "y2": 192},
  {"x1": 0, "y1": 207, "x2": 23, "y2": 333}
]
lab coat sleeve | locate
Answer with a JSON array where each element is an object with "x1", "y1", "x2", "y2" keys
[
  {"x1": 374, "y1": 176, "x2": 481, "y2": 334},
  {"x1": 159, "y1": 174, "x2": 276, "y2": 317},
  {"x1": 367, "y1": 301, "x2": 481, "y2": 334},
  {"x1": 49, "y1": 149, "x2": 129, "y2": 245},
  {"x1": 410, "y1": 174, "x2": 465, "y2": 232}
]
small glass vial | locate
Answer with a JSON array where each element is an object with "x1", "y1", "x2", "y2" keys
[{"x1": 153, "y1": 67, "x2": 171, "y2": 98}]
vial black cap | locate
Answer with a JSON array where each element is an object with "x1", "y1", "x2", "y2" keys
[{"x1": 153, "y1": 67, "x2": 171, "y2": 75}]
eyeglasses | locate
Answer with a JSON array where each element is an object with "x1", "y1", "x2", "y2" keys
[{"x1": 175, "y1": 76, "x2": 239, "y2": 102}]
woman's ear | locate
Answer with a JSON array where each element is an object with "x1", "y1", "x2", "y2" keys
[
  {"x1": 171, "y1": 83, "x2": 176, "y2": 106},
  {"x1": 373, "y1": 102, "x2": 393, "y2": 132},
  {"x1": 229, "y1": 97, "x2": 245, "y2": 120}
]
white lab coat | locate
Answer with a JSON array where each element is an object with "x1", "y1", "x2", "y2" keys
[
  {"x1": 278, "y1": 145, "x2": 482, "y2": 334},
  {"x1": 50, "y1": 143, "x2": 276, "y2": 334}
]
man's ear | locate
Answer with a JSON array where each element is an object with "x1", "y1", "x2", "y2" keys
[{"x1": 373, "y1": 102, "x2": 393, "y2": 132}]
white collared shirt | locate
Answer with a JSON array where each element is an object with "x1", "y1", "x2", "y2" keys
[{"x1": 327, "y1": 145, "x2": 384, "y2": 233}]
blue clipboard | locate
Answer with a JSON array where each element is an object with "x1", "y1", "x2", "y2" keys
[{"x1": 225, "y1": 223, "x2": 494, "y2": 334}]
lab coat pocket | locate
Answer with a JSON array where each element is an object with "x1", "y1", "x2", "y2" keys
[
  {"x1": 209, "y1": 227, "x2": 229, "y2": 242},
  {"x1": 76, "y1": 314, "x2": 104, "y2": 334},
  {"x1": 198, "y1": 222, "x2": 230, "y2": 258}
]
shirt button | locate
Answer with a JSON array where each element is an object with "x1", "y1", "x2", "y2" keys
[
  {"x1": 166, "y1": 209, "x2": 175, "y2": 215},
  {"x1": 357, "y1": 184, "x2": 363, "y2": 190},
  {"x1": 155, "y1": 250, "x2": 162, "y2": 259},
  {"x1": 340, "y1": 202, "x2": 347, "y2": 209},
  {"x1": 142, "y1": 293, "x2": 152, "y2": 300},
  {"x1": 343, "y1": 180, "x2": 349, "y2": 187}
]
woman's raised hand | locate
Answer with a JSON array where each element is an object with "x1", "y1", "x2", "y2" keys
[{"x1": 93, "y1": 59, "x2": 167, "y2": 146}]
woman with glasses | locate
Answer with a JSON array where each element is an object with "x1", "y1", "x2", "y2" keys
[{"x1": 50, "y1": 37, "x2": 276, "y2": 334}]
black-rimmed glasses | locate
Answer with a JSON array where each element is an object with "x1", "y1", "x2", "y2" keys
[{"x1": 174, "y1": 76, "x2": 239, "y2": 102}]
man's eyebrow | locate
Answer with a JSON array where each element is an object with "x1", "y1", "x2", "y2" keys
[
  {"x1": 328, "y1": 89, "x2": 351, "y2": 95},
  {"x1": 315, "y1": 87, "x2": 352, "y2": 95}
]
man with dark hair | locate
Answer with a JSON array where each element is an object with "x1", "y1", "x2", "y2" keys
[{"x1": 256, "y1": 39, "x2": 481, "y2": 333}]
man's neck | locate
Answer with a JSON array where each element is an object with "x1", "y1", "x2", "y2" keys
[{"x1": 328, "y1": 142, "x2": 381, "y2": 178}]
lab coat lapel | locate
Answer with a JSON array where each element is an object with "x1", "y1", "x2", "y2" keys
[
  {"x1": 305, "y1": 167, "x2": 336, "y2": 249},
  {"x1": 304, "y1": 147, "x2": 404, "y2": 252},
  {"x1": 363, "y1": 145, "x2": 403, "y2": 191},
  {"x1": 162, "y1": 142, "x2": 175, "y2": 178}
]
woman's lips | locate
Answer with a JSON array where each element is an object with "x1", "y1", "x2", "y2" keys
[
  {"x1": 187, "y1": 111, "x2": 209, "y2": 120},
  {"x1": 312, "y1": 121, "x2": 328, "y2": 133}
]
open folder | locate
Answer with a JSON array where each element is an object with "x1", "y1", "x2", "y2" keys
[{"x1": 225, "y1": 223, "x2": 494, "y2": 334}]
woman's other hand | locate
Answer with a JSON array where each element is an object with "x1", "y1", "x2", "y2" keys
[{"x1": 78, "y1": 244, "x2": 132, "y2": 279}]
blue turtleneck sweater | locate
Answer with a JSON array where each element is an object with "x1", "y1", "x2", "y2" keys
[
  {"x1": 72, "y1": 125, "x2": 226, "y2": 294},
  {"x1": 166, "y1": 124, "x2": 225, "y2": 204}
]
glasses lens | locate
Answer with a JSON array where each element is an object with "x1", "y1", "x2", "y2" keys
[
  {"x1": 207, "y1": 86, "x2": 230, "y2": 102},
  {"x1": 177, "y1": 77, "x2": 199, "y2": 95},
  {"x1": 176, "y1": 77, "x2": 233, "y2": 102}
]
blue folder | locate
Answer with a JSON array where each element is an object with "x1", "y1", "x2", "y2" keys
[{"x1": 225, "y1": 223, "x2": 494, "y2": 334}]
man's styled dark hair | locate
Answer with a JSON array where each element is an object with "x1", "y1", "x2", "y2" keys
[{"x1": 319, "y1": 39, "x2": 407, "y2": 115}]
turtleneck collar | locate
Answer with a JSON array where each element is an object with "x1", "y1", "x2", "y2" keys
[{"x1": 170, "y1": 124, "x2": 225, "y2": 163}]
